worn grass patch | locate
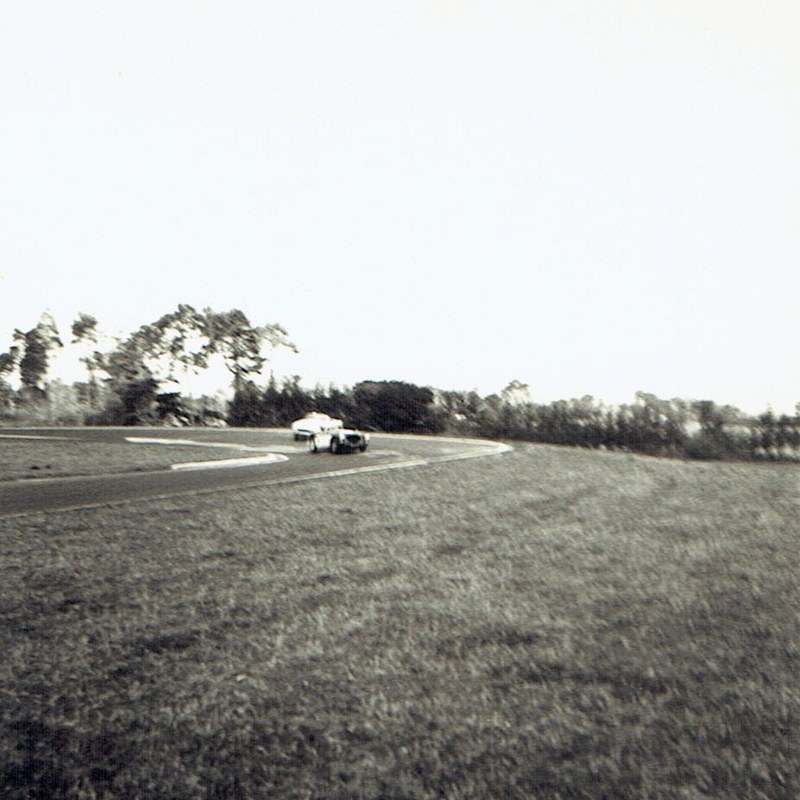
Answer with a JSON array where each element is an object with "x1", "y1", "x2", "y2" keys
[{"x1": 1, "y1": 444, "x2": 798, "y2": 798}]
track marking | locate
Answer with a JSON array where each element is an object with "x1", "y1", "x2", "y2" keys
[
  {"x1": 0, "y1": 434, "x2": 72, "y2": 440},
  {"x1": 0, "y1": 435, "x2": 512, "y2": 516},
  {"x1": 125, "y1": 436, "x2": 275, "y2": 452},
  {"x1": 127, "y1": 435, "x2": 509, "y2": 481},
  {"x1": 125, "y1": 436, "x2": 291, "y2": 470},
  {"x1": 171, "y1": 453, "x2": 288, "y2": 470}
]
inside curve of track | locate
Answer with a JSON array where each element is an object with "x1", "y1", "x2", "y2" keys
[{"x1": 0, "y1": 428, "x2": 510, "y2": 517}]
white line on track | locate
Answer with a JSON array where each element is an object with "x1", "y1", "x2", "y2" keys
[
  {"x1": 125, "y1": 436, "x2": 290, "y2": 470},
  {"x1": 0, "y1": 434, "x2": 73, "y2": 440},
  {"x1": 123, "y1": 434, "x2": 510, "y2": 476},
  {"x1": 171, "y1": 453, "x2": 289, "y2": 470},
  {"x1": 255, "y1": 440, "x2": 511, "y2": 487},
  {"x1": 0, "y1": 434, "x2": 512, "y2": 517},
  {"x1": 164, "y1": 439, "x2": 512, "y2": 492},
  {"x1": 123, "y1": 436, "x2": 513, "y2": 474},
  {"x1": 125, "y1": 436, "x2": 275, "y2": 452}
]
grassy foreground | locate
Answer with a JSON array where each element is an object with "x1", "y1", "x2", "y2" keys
[{"x1": 1, "y1": 443, "x2": 798, "y2": 799}]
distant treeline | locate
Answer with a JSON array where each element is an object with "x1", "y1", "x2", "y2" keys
[
  {"x1": 229, "y1": 377, "x2": 443, "y2": 434},
  {"x1": 2, "y1": 372, "x2": 799, "y2": 462},
  {"x1": 2, "y1": 308, "x2": 798, "y2": 462},
  {"x1": 225, "y1": 379, "x2": 800, "y2": 462}
]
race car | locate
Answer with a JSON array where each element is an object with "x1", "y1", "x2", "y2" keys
[
  {"x1": 307, "y1": 427, "x2": 370, "y2": 454},
  {"x1": 290, "y1": 412, "x2": 344, "y2": 440}
]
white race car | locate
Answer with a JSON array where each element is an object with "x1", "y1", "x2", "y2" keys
[
  {"x1": 308, "y1": 427, "x2": 370, "y2": 454},
  {"x1": 291, "y1": 412, "x2": 343, "y2": 441}
]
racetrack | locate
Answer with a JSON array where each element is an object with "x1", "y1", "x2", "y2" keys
[{"x1": 0, "y1": 428, "x2": 510, "y2": 516}]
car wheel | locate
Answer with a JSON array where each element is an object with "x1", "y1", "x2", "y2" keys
[
  {"x1": 330, "y1": 438, "x2": 339, "y2": 454},
  {"x1": 308, "y1": 436, "x2": 318, "y2": 453},
  {"x1": 359, "y1": 444, "x2": 368, "y2": 452}
]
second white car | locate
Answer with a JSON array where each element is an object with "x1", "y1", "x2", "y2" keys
[{"x1": 291, "y1": 412, "x2": 343, "y2": 440}]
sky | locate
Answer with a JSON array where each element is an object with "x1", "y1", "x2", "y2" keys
[{"x1": 1, "y1": 1, "x2": 798, "y2": 414}]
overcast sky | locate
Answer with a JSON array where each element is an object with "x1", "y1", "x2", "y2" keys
[{"x1": 1, "y1": 2, "x2": 798, "y2": 413}]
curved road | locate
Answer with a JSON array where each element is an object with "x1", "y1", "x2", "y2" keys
[{"x1": 0, "y1": 428, "x2": 510, "y2": 516}]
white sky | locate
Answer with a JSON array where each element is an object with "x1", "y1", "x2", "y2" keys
[{"x1": 1, "y1": 1, "x2": 798, "y2": 413}]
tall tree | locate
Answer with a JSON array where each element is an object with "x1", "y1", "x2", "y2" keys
[
  {"x1": 202, "y1": 308, "x2": 296, "y2": 393},
  {"x1": 96, "y1": 306, "x2": 295, "y2": 424},
  {"x1": 0, "y1": 346, "x2": 20, "y2": 379},
  {"x1": 70, "y1": 312, "x2": 98, "y2": 343},
  {"x1": 101, "y1": 334, "x2": 160, "y2": 424},
  {"x1": 71, "y1": 312, "x2": 102, "y2": 407},
  {"x1": 146, "y1": 304, "x2": 210, "y2": 381},
  {"x1": 14, "y1": 312, "x2": 63, "y2": 398},
  {"x1": 120, "y1": 305, "x2": 296, "y2": 392},
  {"x1": 0, "y1": 345, "x2": 20, "y2": 411},
  {"x1": 105, "y1": 305, "x2": 209, "y2": 398}
]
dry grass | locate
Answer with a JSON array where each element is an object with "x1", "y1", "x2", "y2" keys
[
  {"x1": 0, "y1": 439, "x2": 253, "y2": 481},
  {"x1": 1, "y1": 443, "x2": 798, "y2": 798}
]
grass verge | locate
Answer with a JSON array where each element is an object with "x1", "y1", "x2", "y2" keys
[
  {"x1": 1, "y1": 444, "x2": 798, "y2": 798},
  {"x1": 0, "y1": 439, "x2": 257, "y2": 481}
]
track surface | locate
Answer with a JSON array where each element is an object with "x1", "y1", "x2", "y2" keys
[{"x1": 0, "y1": 428, "x2": 509, "y2": 516}]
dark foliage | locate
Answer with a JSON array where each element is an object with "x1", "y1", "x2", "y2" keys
[
  {"x1": 120, "y1": 378, "x2": 160, "y2": 426},
  {"x1": 353, "y1": 381, "x2": 445, "y2": 433},
  {"x1": 226, "y1": 377, "x2": 445, "y2": 434},
  {"x1": 13, "y1": 315, "x2": 62, "y2": 397},
  {"x1": 439, "y1": 390, "x2": 799, "y2": 463}
]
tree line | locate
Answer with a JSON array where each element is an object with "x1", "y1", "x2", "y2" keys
[
  {"x1": 2, "y1": 308, "x2": 798, "y2": 462},
  {"x1": 0, "y1": 306, "x2": 294, "y2": 426},
  {"x1": 226, "y1": 380, "x2": 799, "y2": 462}
]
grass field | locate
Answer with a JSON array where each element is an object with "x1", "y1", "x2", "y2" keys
[
  {"x1": 0, "y1": 438, "x2": 261, "y2": 481},
  {"x1": 1, "y1": 441, "x2": 798, "y2": 798}
]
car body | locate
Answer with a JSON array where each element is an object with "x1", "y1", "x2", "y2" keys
[
  {"x1": 291, "y1": 412, "x2": 344, "y2": 440},
  {"x1": 308, "y1": 427, "x2": 370, "y2": 454}
]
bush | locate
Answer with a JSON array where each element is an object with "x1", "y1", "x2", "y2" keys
[{"x1": 683, "y1": 431, "x2": 749, "y2": 461}]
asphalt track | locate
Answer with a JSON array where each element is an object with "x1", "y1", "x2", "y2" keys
[{"x1": 0, "y1": 428, "x2": 510, "y2": 516}]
